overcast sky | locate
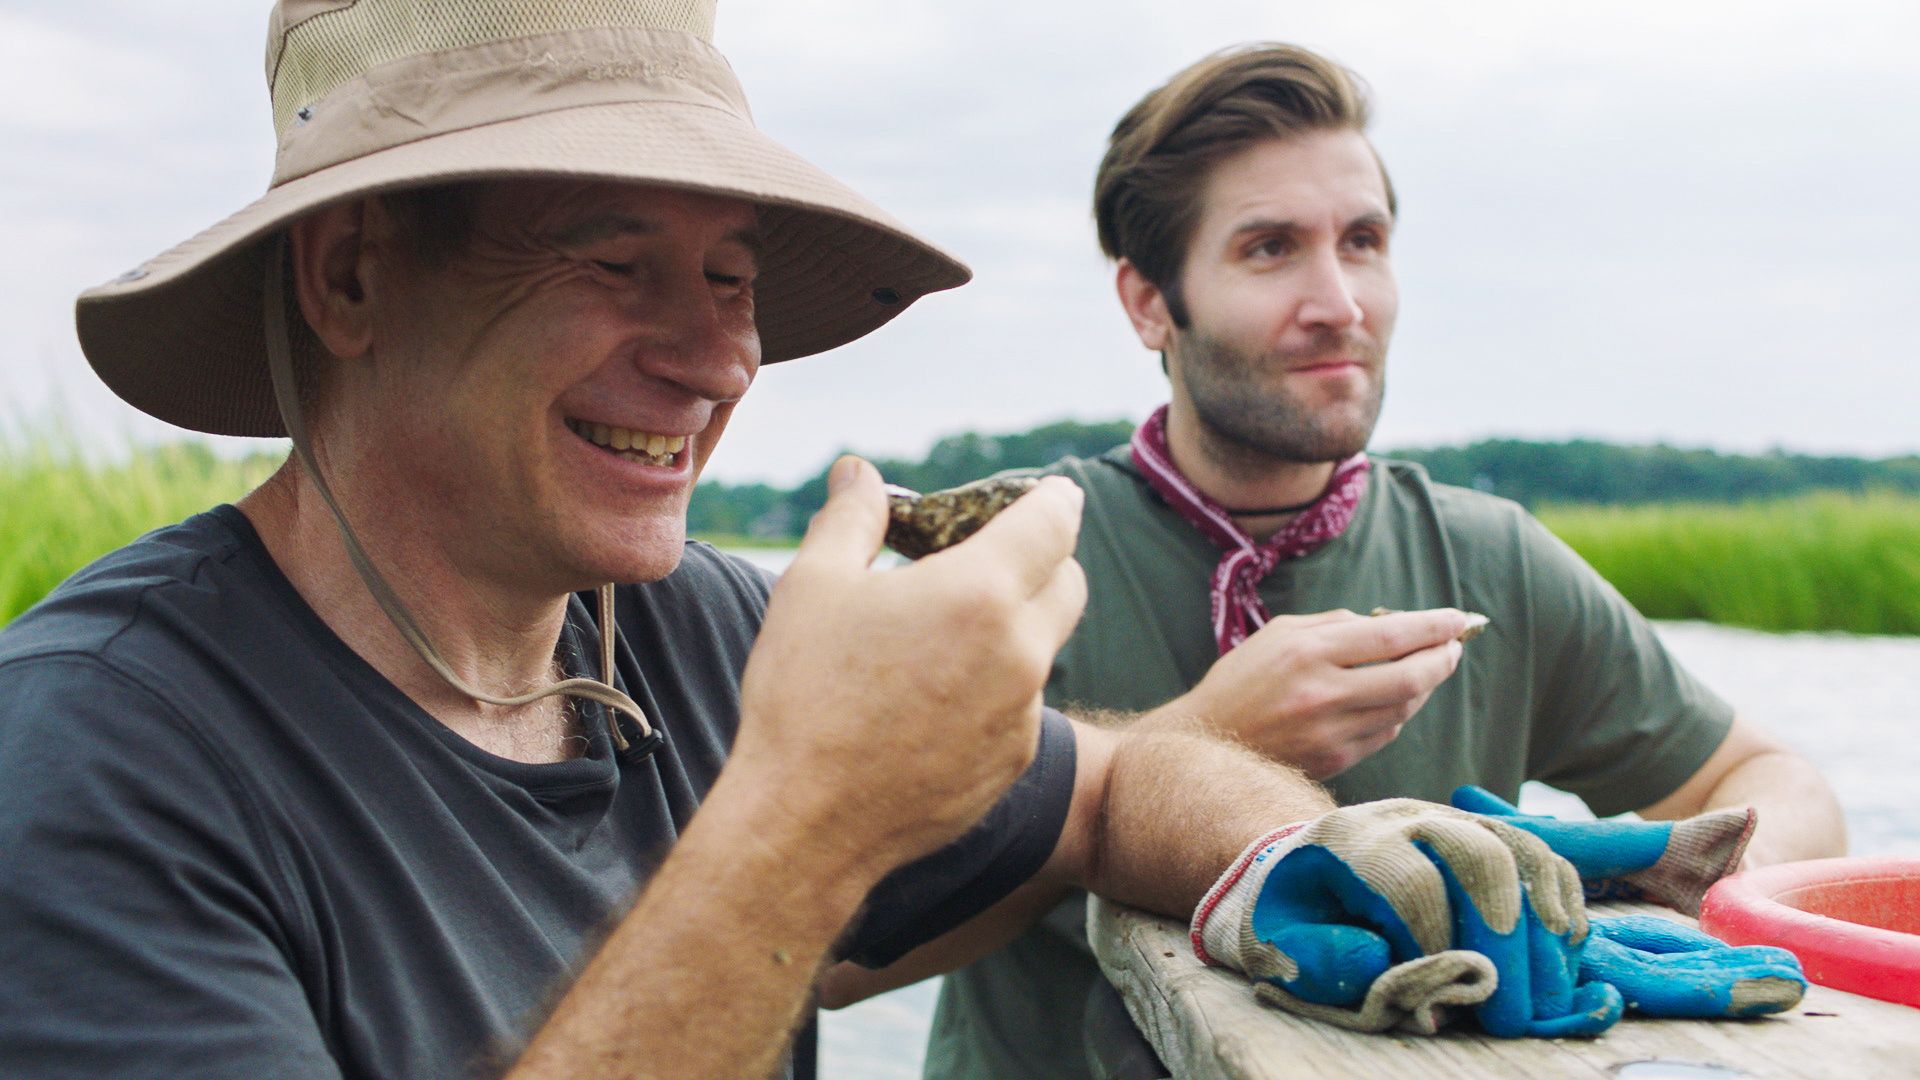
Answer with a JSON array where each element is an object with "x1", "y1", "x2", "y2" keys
[{"x1": 4, "y1": 0, "x2": 1916, "y2": 485}]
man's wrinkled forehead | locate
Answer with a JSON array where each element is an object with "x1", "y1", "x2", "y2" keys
[
  {"x1": 540, "y1": 208, "x2": 765, "y2": 261},
  {"x1": 464, "y1": 177, "x2": 764, "y2": 255}
]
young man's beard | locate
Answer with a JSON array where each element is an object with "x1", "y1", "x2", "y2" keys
[{"x1": 1174, "y1": 327, "x2": 1386, "y2": 466}]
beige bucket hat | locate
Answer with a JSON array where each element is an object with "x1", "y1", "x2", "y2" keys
[{"x1": 75, "y1": 0, "x2": 971, "y2": 438}]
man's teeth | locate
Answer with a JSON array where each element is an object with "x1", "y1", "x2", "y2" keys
[{"x1": 570, "y1": 420, "x2": 688, "y2": 462}]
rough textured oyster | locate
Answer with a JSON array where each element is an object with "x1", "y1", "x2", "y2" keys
[
  {"x1": 885, "y1": 476, "x2": 1039, "y2": 559},
  {"x1": 1370, "y1": 606, "x2": 1491, "y2": 642}
]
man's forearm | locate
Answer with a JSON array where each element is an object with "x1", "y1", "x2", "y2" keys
[
  {"x1": 817, "y1": 711, "x2": 1339, "y2": 1010},
  {"x1": 510, "y1": 767, "x2": 881, "y2": 1080},
  {"x1": 1073, "y1": 710, "x2": 1335, "y2": 915},
  {"x1": 1640, "y1": 716, "x2": 1846, "y2": 868},
  {"x1": 1703, "y1": 750, "x2": 1847, "y2": 866}
]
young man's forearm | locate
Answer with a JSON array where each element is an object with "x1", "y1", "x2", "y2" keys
[
  {"x1": 1702, "y1": 750, "x2": 1846, "y2": 866},
  {"x1": 510, "y1": 766, "x2": 882, "y2": 1080},
  {"x1": 1640, "y1": 714, "x2": 1846, "y2": 867}
]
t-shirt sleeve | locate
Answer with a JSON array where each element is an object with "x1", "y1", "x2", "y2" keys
[
  {"x1": 0, "y1": 657, "x2": 340, "y2": 1079},
  {"x1": 837, "y1": 708, "x2": 1078, "y2": 969},
  {"x1": 1515, "y1": 516, "x2": 1736, "y2": 816}
]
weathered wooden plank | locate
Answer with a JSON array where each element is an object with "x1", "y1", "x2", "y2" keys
[{"x1": 1088, "y1": 896, "x2": 1920, "y2": 1079}]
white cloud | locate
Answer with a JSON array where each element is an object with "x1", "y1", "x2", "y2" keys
[
  {"x1": 0, "y1": 14, "x2": 179, "y2": 132},
  {"x1": 6, "y1": 0, "x2": 1918, "y2": 483}
]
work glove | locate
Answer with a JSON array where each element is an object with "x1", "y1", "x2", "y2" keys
[
  {"x1": 1447, "y1": 786, "x2": 1806, "y2": 1018},
  {"x1": 1581, "y1": 915, "x2": 1807, "y2": 1018},
  {"x1": 1448, "y1": 786, "x2": 1754, "y2": 915},
  {"x1": 1191, "y1": 800, "x2": 1624, "y2": 1038}
]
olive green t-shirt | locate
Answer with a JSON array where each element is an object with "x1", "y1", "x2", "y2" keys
[{"x1": 924, "y1": 447, "x2": 1734, "y2": 1080}]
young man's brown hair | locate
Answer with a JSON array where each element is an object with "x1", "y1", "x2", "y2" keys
[{"x1": 1093, "y1": 43, "x2": 1394, "y2": 327}]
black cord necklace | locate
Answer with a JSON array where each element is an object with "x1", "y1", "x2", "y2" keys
[{"x1": 1224, "y1": 497, "x2": 1321, "y2": 517}]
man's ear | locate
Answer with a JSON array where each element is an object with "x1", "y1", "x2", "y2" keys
[
  {"x1": 1114, "y1": 259, "x2": 1173, "y2": 353},
  {"x1": 286, "y1": 200, "x2": 377, "y2": 361}
]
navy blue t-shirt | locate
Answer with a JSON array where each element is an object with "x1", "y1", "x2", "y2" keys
[{"x1": 0, "y1": 507, "x2": 1075, "y2": 1078}]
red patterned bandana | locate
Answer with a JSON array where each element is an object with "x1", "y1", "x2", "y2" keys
[{"x1": 1130, "y1": 404, "x2": 1371, "y2": 655}]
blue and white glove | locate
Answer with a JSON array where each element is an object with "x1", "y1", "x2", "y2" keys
[
  {"x1": 1447, "y1": 786, "x2": 1805, "y2": 1017},
  {"x1": 1192, "y1": 800, "x2": 1624, "y2": 1037},
  {"x1": 1582, "y1": 915, "x2": 1807, "y2": 1018},
  {"x1": 1449, "y1": 785, "x2": 1754, "y2": 915}
]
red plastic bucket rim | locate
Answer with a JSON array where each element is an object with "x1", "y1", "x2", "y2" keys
[{"x1": 1700, "y1": 855, "x2": 1920, "y2": 1009}]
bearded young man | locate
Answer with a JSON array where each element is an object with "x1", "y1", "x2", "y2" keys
[
  {"x1": 0, "y1": 6, "x2": 1709, "y2": 1078},
  {"x1": 919, "y1": 43, "x2": 1846, "y2": 1079}
]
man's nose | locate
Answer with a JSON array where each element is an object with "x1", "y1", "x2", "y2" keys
[
  {"x1": 1294, "y1": 248, "x2": 1364, "y2": 331},
  {"x1": 629, "y1": 272, "x2": 759, "y2": 401}
]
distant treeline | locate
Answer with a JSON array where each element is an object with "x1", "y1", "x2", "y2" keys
[
  {"x1": 1397, "y1": 439, "x2": 1920, "y2": 509},
  {"x1": 690, "y1": 422, "x2": 1920, "y2": 542}
]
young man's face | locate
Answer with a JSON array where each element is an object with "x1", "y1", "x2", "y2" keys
[
  {"x1": 347, "y1": 179, "x2": 762, "y2": 595},
  {"x1": 1163, "y1": 128, "x2": 1398, "y2": 464}
]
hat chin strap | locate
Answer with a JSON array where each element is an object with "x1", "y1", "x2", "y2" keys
[{"x1": 262, "y1": 235, "x2": 657, "y2": 756}]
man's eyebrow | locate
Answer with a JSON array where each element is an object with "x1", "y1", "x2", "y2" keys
[
  {"x1": 1228, "y1": 211, "x2": 1394, "y2": 240},
  {"x1": 544, "y1": 214, "x2": 660, "y2": 249},
  {"x1": 724, "y1": 224, "x2": 766, "y2": 260},
  {"x1": 1229, "y1": 217, "x2": 1301, "y2": 240},
  {"x1": 542, "y1": 214, "x2": 766, "y2": 259}
]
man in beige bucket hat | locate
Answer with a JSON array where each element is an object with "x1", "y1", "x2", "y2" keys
[{"x1": 2, "y1": 4, "x2": 1634, "y2": 1077}]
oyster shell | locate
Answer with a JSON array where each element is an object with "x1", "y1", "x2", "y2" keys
[
  {"x1": 885, "y1": 476, "x2": 1039, "y2": 559},
  {"x1": 1370, "y1": 606, "x2": 1491, "y2": 642}
]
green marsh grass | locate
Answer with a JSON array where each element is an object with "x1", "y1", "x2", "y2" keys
[
  {"x1": 1538, "y1": 492, "x2": 1920, "y2": 636},
  {"x1": 1, "y1": 434, "x2": 280, "y2": 625},
  {"x1": 6, "y1": 436, "x2": 1918, "y2": 636}
]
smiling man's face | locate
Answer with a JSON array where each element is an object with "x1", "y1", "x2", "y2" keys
[
  {"x1": 1166, "y1": 128, "x2": 1398, "y2": 465},
  {"x1": 340, "y1": 178, "x2": 763, "y2": 595}
]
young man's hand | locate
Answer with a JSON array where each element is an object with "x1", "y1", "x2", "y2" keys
[
  {"x1": 731, "y1": 456, "x2": 1087, "y2": 882},
  {"x1": 1166, "y1": 608, "x2": 1468, "y2": 778}
]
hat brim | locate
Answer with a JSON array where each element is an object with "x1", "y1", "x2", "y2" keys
[{"x1": 75, "y1": 99, "x2": 970, "y2": 438}]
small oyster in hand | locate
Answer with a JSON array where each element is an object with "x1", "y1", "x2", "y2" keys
[
  {"x1": 1370, "y1": 606, "x2": 1491, "y2": 642},
  {"x1": 885, "y1": 476, "x2": 1039, "y2": 559}
]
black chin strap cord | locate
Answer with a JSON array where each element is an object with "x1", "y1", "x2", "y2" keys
[{"x1": 262, "y1": 235, "x2": 659, "y2": 758}]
